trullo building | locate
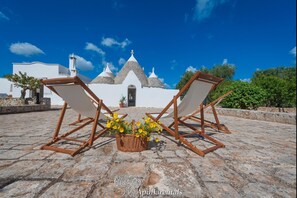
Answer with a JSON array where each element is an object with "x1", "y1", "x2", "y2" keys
[{"x1": 89, "y1": 50, "x2": 179, "y2": 107}]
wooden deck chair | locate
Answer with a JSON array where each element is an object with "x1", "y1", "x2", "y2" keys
[
  {"x1": 180, "y1": 90, "x2": 233, "y2": 134},
  {"x1": 40, "y1": 76, "x2": 127, "y2": 156},
  {"x1": 146, "y1": 71, "x2": 225, "y2": 157}
]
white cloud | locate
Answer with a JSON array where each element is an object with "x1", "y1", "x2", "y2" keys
[
  {"x1": 85, "y1": 42, "x2": 105, "y2": 56},
  {"x1": 290, "y1": 46, "x2": 296, "y2": 57},
  {"x1": 193, "y1": 0, "x2": 229, "y2": 22},
  {"x1": 186, "y1": 66, "x2": 197, "y2": 73},
  {"x1": 0, "y1": 11, "x2": 9, "y2": 21},
  {"x1": 9, "y1": 42, "x2": 45, "y2": 57},
  {"x1": 118, "y1": 57, "x2": 126, "y2": 65},
  {"x1": 222, "y1": 58, "x2": 228, "y2": 64},
  {"x1": 240, "y1": 78, "x2": 251, "y2": 83},
  {"x1": 75, "y1": 55, "x2": 94, "y2": 71},
  {"x1": 101, "y1": 37, "x2": 131, "y2": 49}
]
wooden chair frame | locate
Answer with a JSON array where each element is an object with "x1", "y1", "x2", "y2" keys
[
  {"x1": 40, "y1": 76, "x2": 126, "y2": 156},
  {"x1": 146, "y1": 72, "x2": 226, "y2": 157}
]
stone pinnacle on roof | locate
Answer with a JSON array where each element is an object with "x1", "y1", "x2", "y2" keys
[
  {"x1": 114, "y1": 50, "x2": 149, "y2": 86},
  {"x1": 105, "y1": 63, "x2": 115, "y2": 78},
  {"x1": 127, "y1": 50, "x2": 138, "y2": 62},
  {"x1": 148, "y1": 67, "x2": 164, "y2": 88},
  {"x1": 149, "y1": 67, "x2": 158, "y2": 78}
]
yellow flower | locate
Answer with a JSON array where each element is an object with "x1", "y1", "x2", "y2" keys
[
  {"x1": 136, "y1": 134, "x2": 140, "y2": 138},
  {"x1": 116, "y1": 118, "x2": 120, "y2": 123},
  {"x1": 136, "y1": 121, "x2": 141, "y2": 127},
  {"x1": 144, "y1": 117, "x2": 150, "y2": 123},
  {"x1": 113, "y1": 113, "x2": 118, "y2": 119},
  {"x1": 138, "y1": 128, "x2": 143, "y2": 133},
  {"x1": 155, "y1": 138, "x2": 159, "y2": 143},
  {"x1": 106, "y1": 123, "x2": 111, "y2": 128},
  {"x1": 119, "y1": 128, "x2": 124, "y2": 133},
  {"x1": 112, "y1": 125, "x2": 117, "y2": 130},
  {"x1": 150, "y1": 123, "x2": 156, "y2": 128}
]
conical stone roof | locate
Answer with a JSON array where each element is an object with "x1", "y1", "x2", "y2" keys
[
  {"x1": 148, "y1": 67, "x2": 164, "y2": 88},
  {"x1": 114, "y1": 50, "x2": 148, "y2": 87},
  {"x1": 148, "y1": 78, "x2": 164, "y2": 88},
  {"x1": 91, "y1": 69, "x2": 114, "y2": 84}
]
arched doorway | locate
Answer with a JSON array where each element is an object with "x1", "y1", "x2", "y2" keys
[{"x1": 128, "y1": 85, "x2": 136, "y2": 107}]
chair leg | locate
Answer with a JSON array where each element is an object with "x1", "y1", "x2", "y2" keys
[
  {"x1": 200, "y1": 104, "x2": 205, "y2": 135},
  {"x1": 173, "y1": 97, "x2": 179, "y2": 140},
  {"x1": 211, "y1": 105, "x2": 231, "y2": 133},
  {"x1": 52, "y1": 102, "x2": 67, "y2": 139},
  {"x1": 89, "y1": 101, "x2": 102, "y2": 146},
  {"x1": 69, "y1": 114, "x2": 91, "y2": 126}
]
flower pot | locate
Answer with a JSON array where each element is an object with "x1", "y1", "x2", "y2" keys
[
  {"x1": 119, "y1": 103, "x2": 124, "y2": 108},
  {"x1": 116, "y1": 134, "x2": 148, "y2": 152}
]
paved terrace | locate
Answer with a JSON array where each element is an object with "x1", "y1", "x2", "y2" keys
[{"x1": 0, "y1": 107, "x2": 296, "y2": 197}]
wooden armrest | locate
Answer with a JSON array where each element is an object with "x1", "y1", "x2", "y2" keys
[{"x1": 147, "y1": 112, "x2": 168, "y2": 115}]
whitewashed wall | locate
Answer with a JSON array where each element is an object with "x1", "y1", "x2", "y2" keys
[
  {"x1": 89, "y1": 71, "x2": 180, "y2": 107},
  {"x1": 137, "y1": 87, "x2": 179, "y2": 107},
  {"x1": 13, "y1": 63, "x2": 69, "y2": 78},
  {"x1": 0, "y1": 78, "x2": 12, "y2": 95},
  {"x1": 1, "y1": 66, "x2": 180, "y2": 107}
]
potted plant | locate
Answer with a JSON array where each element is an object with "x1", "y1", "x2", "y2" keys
[
  {"x1": 119, "y1": 96, "x2": 126, "y2": 108},
  {"x1": 106, "y1": 113, "x2": 162, "y2": 152}
]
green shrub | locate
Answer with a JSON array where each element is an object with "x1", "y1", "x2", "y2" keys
[
  {"x1": 213, "y1": 81, "x2": 267, "y2": 109},
  {"x1": 252, "y1": 67, "x2": 296, "y2": 108}
]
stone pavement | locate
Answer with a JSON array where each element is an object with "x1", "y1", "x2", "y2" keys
[{"x1": 0, "y1": 107, "x2": 296, "y2": 197}]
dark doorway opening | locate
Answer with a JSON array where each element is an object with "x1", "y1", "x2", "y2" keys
[{"x1": 128, "y1": 85, "x2": 136, "y2": 107}]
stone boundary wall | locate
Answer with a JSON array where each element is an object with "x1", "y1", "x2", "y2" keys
[
  {"x1": 257, "y1": 107, "x2": 296, "y2": 113},
  {"x1": 209, "y1": 108, "x2": 296, "y2": 125},
  {"x1": 0, "y1": 98, "x2": 51, "y2": 114}
]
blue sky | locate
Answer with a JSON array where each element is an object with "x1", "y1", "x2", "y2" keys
[{"x1": 0, "y1": 0, "x2": 296, "y2": 87}]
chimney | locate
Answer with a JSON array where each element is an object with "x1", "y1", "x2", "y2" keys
[{"x1": 69, "y1": 53, "x2": 77, "y2": 76}]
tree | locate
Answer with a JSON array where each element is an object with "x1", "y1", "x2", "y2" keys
[
  {"x1": 252, "y1": 66, "x2": 296, "y2": 108},
  {"x1": 200, "y1": 64, "x2": 235, "y2": 80},
  {"x1": 253, "y1": 66, "x2": 296, "y2": 80},
  {"x1": 5, "y1": 72, "x2": 41, "y2": 100}
]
